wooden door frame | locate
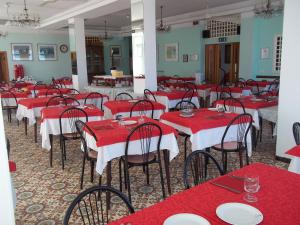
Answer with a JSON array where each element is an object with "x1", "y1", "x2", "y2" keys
[
  {"x1": 205, "y1": 44, "x2": 221, "y2": 84},
  {"x1": 0, "y1": 51, "x2": 9, "y2": 82}
]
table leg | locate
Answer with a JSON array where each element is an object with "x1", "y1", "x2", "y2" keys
[
  {"x1": 34, "y1": 121, "x2": 37, "y2": 143},
  {"x1": 106, "y1": 161, "x2": 112, "y2": 209},
  {"x1": 49, "y1": 134, "x2": 53, "y2": 167},
  {"x1": 163, "y1": 150, "x2": 171, "y2": 195},
  {"x1": 24, "y1": 118, "x2": 28, "y2": 135}
]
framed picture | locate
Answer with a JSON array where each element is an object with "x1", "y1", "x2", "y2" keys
[
  {"x1": 165, "y1": 43, "x2": 178, "y2": 62},
  {"x1": 183, "y1": 54, "x2": 189, "y2": 62},
  {"x1": 11, "y1": 43, "x2": 33, "y2": 61},
  {"x1": 261, "y1": 47, "x2": 270, "y2": 59},
  {"x1": 38, "y1": 44, "x2": 57, "y2": 61},
  {"x1": 110, "y1": 45, "x2": 122, "y2": 57}
]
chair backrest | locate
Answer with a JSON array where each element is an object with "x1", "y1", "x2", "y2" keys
[
  {"x1": 235, "y1": 78, "x2": 246, "y2": 88},
  {"x1": 46, "y1": 87, "x2": 62, "y2": 97},
  {"x1": 33, "y1": 84, "x2": 48, "y2": 97},
  {"x1": 84, "y1": 92, "x2": 104, "y2": 110},
  {"x1": 64, "y1": 97, "x2": 80, "y2": 107},
  {"x1": 46, "y1": 96, "x2": 66, "y2": 107},
  {"x1": 268, "y1": 78, "x2": 280, "y2": 92},
  {"x1": 75, "y1": 120, "x2": 98, "y2": 159},
  {"x1": 246, "y1": 79, "x2": 259, "y2": 93},
  {"x1": 144, "y1": 89, "x2": 157, "y2": 102},
  {"x1": 184, "y1": 82, "x2": 197, "y2": 91},
  {"x1": 59, "y1": 107, "x2": 88, "y2": 138},
  {"x1": 183, "y1": 150, "x2": 224, "y2": 189},
  {"x1": 223, "y1": 97, "x2": 246, "y2": 113},
  {"x1": 181, "y1": 88, "x2": 194, "y2": 102},
  {"x1": 175, "y1": 100, "x2": 197, "y2": 111},
  {"x1": 125, "y1": 122, "x2": 162, "y2": 162},
  {"x1": 63, "y1": 185, "x2": 134, "y2": 225},
  {"x1": 115, "y1": 92, "x2": 133, "y2": 100},
  {"x1": 221, "y1": 113, "x2": 253, "y2": 150},
  {"x1": 130, "y1": 99, "x2": 154, "y2": 119},
  {"x1": 1, "y1": 91, "x2": 18, "y2": 108},
  {"x1": 293, "y1": 122, "x2": 300, "y2": 145},
  {"x1": 67, "y1": 88, "x2": 80, "y2": 94}
]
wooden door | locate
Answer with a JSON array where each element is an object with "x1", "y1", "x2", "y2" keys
[
  {"x1": 205, "y1": 44, "x2": 221, "y2": 84},
  {"x1": 229, "y1": 43, "x2": 240, "y2": 83},
  {"x1": 0, "y1": 52, "x2": 9, "y2": 82}
]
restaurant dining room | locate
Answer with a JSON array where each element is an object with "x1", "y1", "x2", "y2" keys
[{"x1": 1, "y1": 0, "x2": 300, "y2": 224}]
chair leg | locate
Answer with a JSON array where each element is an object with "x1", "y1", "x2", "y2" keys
[
  {"x1": 158, "y1": 160, "x2": 166, "y2": 199},
  {"x1": 146, "y1": 164, "x2": 150, "y2": 185},
  {"x1": 239, "y1": 150, "x2": 243, "y2": 168},
  {"x1": 98, "y1": 175, "x2": 102, "y2": 186},
  {"x1": 63, "y1": 140, "x2": 67, "y2": 160},
  {"x1": 60, "y1": 138, "x2": 65, "y2": 170},
  {"x1": 184, "y1": 136, "x2": 189, "y2": 160},
  {"x1": 119, "y1": 160, "x2": 123, "y2": 192},
  {"x1": 80, "y1": 155, "x2": 86, "y2": 189},
  {"x1": 90, "y1": 160, "x2": 94, "y2": 183},
  {"x1": 259, "y1": 118, "x2": 263, "y2": 142},
  {"x1": 125, "y1": 166, "x2": 132, "y2": 203}
]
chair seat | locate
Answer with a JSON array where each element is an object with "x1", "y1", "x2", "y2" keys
[
  {"x1": 212, "y1": 141, "x2": 242, "y2": 151},
  {"x1": 87, "y1": 150, "x2": 98, "y2": 159},
  {"x1": 126, "y1": 153, "x2": 156, "y2": 164},
  {"x1": 63, "y1": 133, "x2": 79, "y2": 139},
  {"x1": 3, "y1": 106, "x2": 17, "y2": 110}
]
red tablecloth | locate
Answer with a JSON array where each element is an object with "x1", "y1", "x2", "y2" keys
[
  {"x1": 85, "y1": 117, "x2": 176, "y2": 147},
  {"x1": 154, "y1": 91, "x2": 197, "y2": 100},
  {"x1": 36, "y1": 88, "x2": 71, "y2": 97},
  {"x1": 0, "y1": 91, "x2": 31, "y2": 98},
  {"x1": 286, "y1": 145, "x2": 300, "y2": 157},
  {"x1": 210, "y1": 86, "x2": 252, "y2": 93},
  {"x1": 169, "y1": 77, "x2": 195, "y2": 81},
  {"x1": 14, "y1": 82, "x2": 33, "y2": 89},
  {"x1": 108, "y1": 163, "x2": 300, "y2": 225},
  {"x1": 72, "y1": 93, "x2": 109, "y2": 100},
  {"x1": 40, "y1": 105, "x2": 104, "y2": 122},
  {"x1": 246, "y1": 81, "x2": 272, "y2": 87},
  {"x1": 18, "y1": 97, "x2": 55, "y2": 109},
  {"x1": 196, "y1": 84, "x2": 216, "y2": 90},
  {"x1": 26, "y1": 85, "x2": 49, "y2": 91},
  {"x1": 104, "y1": 100, "x2": 165, "y2": 115},
  {"x1": 160, "y1": 109, "x2": 243, "y2": 133},
  {"x1": 216, "y1": 98, "x2": 278, "y2": 110},
  {"x1": 157, "y1": 76, "x2": 172, "y2": 82}
]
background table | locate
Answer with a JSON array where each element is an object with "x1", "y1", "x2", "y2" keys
[
  {"x1": 0, "y1": 91, "x2": 31, "y2": 107},
  {"x1": 108, "y1": 163, "x2": 300, "y2": 225},
  {"x1": 71, "y1": 93, "x2": 109, "y2": 109},
  {"x1": 209, "y1": 87, "x2": 252, "y2": 105}
]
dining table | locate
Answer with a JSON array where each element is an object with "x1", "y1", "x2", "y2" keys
[
  {"x1": 0, "y1": 91, "x2": 31, "y2": 107},
  {"x1": 209, "y1": 86, "x2": 252, "y2": 105},
  {"x1": 107, "y1": 163, "x2": 300, "y2": 225},
  {"x1": 70, "y1": 92, "x2": 109, "y2": 109},
  {"x1": 35, "y1": 88, "x2": 71, "y2": 97},
  {"x1": 286, "y1": 145, "x2": 300, "y2": 174},
  {"x1": 160, "y1": 108, "x2": 252, "y2": 154},
  {"x1": 103, "y1": 99, "x2": 166, "y2": 119},
  {"x1": 40, "y1": 105, "x2": 104, "y2": 166}
]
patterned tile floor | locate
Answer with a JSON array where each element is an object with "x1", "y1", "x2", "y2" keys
[{"x1": 5, "y1": 117, "x2": 288, "y2": 225}]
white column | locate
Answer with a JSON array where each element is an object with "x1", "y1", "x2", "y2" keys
[
  {"x1": 131, "y1": 0, "x2": 157, "y2": 94},
  {"x1": 68, "y1": 18, "x2": 88, "y2": 91},
  {"x1": 276, "y1": 0, "x2": 300, "y2": 158}
]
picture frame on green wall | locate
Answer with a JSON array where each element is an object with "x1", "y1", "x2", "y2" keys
[
  {"x1": 38, "y1": 44, "x2": 57, "y2": 61},
  {"x1": 110, "y1": 45, "x2": 122, "y2": 57},
  {"x1": 165, "y1": 43, "x2": 178, "y2": 62},
  {"x1": 11, "y1": 43, "x2": 33, "y2": 61}
]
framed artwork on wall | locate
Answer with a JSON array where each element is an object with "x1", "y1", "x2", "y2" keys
[
  {"x1": 261, "y1": 47, "x2": 270, "y2": 59},
  {"x1": 165, "y1": 43, "x2": 178, "y2": 62},
  {"x1": 110, "y1": 45, "x2": 122, "y2": 57},
  {"x1": 38, "y1": 44, "x2": 57, "y2": 61},
  {"x1": 183, "y1": 54, "x2": 189, "y2": 62},
  {"x1": 11, "y1": 43, "x2": 33, "y2": 61}
]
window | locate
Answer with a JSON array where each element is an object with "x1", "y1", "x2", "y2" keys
[
  {"x1": 273, "y1": 35, "x2": 282, "y2": 72},
  {"x1": 207, "y1": 19, "x2": 239, "y2": 38}
]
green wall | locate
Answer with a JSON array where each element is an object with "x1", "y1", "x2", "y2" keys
[
  {"x1": 156, "y1": 25, "x2": 202, "y2": 76},
  {"x1": 103, "y1": 37, "x2": 131, "y2": 74},
  {"x1": 0, "y1": 32, "x2": 71, "y2": 83}
]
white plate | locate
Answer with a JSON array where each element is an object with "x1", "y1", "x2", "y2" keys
[
  {"x1": 163, "y1": 213, "x2": 210, "y2": 225},
  {"x1": 123, "y1": 120, "x2": 137, "y2": 125},
  {"x1": 216, "y1": 203, "x2": 263, "y2": 225},
  {"x1": 128, "y1": 99, "x2": 139, "y2": 103},
  {"x1": 251, "y1": 98, "x2": 263, "y2": 102},
  {"x1": 180, "y1": 113, "x2": 194, "y2": 117},
  {"x1": 208, "y1": 108, "x2": 218, "y2": 111}
]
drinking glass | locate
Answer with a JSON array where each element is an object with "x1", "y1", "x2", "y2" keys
[{"x1": 243, "y1": 175, "x2": 260, "y2": 202}]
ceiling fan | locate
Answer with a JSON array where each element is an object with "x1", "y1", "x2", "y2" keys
[{"x1": 39, "y1": 0, "x2": 87, "y2": 7}]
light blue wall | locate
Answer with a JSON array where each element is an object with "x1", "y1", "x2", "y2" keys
[
  {"x1": 0, "y1": 32, "x2": 71, "y2": 83},
  {"x1": 239, "y1": 14, "x2": 283, "y2": 79},
  {"x1": 156, "y1": 25, "x2": 202, "y2": 76},
  {"x1": 103, "y1": 37, "x2": 130, "y2": 74}
]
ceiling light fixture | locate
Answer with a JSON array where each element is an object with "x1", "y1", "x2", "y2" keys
[
  {"x1": 100, "y1": 20, "x2": 113, "y2": 40},
  {"x1": 8, "y1": 0, "x2": 40, "y2": 27},
  {"x1": 156, "y1": 5, "x2": 170, "y2": 32},
  {"x1": 254, "y1": 0, "x2": 284, "y2": 18}
]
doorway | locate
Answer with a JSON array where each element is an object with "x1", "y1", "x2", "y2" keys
[
  {"x1": 205, "y1": 43, "x2": 240, "y2": 84},
  {"x1": 0, "y1": 52, "x2": 9, "y2": 82}
]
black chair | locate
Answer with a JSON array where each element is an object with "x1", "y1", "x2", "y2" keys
[
  {"x1": 63, "y1": 185, "x2": 134, "y2": 225},
  {"x1": 59, "y1": 107, "x2": 88, "y2": 169},
  {"x1": 181, "y1": 88, "x2": 195, "y2": 102},
  {"x1": 115, "y1": 92, "x2": 133, "y2": 100},
  {"x1": 129, "y1": 99, "x2": 154, "y2": 119},
  {"x1": 84, "y1": 92, "x2": 104, "y2": 110},
  {"x1": 183, "y1": 150, "x2": 224, "y2": 189},
  {"x1": 293, "y1": 122, "x2": 300, "y2": 145},
  {"x1": 75, "y1": 120, "x2": 99, "y2": 189},
  {"x1": 184, "y1": 82, "x2": 197, "y2": 91},
  {"x1": 46, "y1": 87, "x2": 62, "y2": 97},
  {"x1": 46, "y1": 96, "x2": 66, "y2": 107},
  {"x1": 67, "y1": 88, "x2": 80, "y2": 94},
  {"x1": 33, "y1": 84, "x2": 48, "y2": 97},
  {"x1": 175, "y1": 100, "x2": 197, "y2": 160},
  {"x1": 235, "y1": 78, "x2": 246, "y2": 88},
  {"x1": 216, "y1": 86, "x2": 232, "y2": 100},
  {"x1": 64, "y1": 97, "x2": 80, "y2": 107},
  {"x1": 144, "y1": 89, "x2": 157, "y2": 102},
  {"x1": 246, "y1": 79, "x2": 259, "y2": 93},
  {"x1": 223, "y1": 97, "x2": 246, "y2": 113},
  {"x1": 1, "y1": 91, "x2": 18, "y2": 123},
  {"x1": 211, "y1": 113, "x2": 253, "y2": 173},
  {"x1": 119, "y1": 122, "x2": 167, "y2": 203}
]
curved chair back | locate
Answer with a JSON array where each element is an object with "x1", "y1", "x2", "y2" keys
[
  {"x1": 223, "y1": 97, "x2": 246, "y2": 113},
  {"x1": 1, "y1": 91, "x2": 18, "y2": 108},
  {"x1": 181, "y1": 88, "x2": 195, "y2": 102},
  {"x1": 293, "y1": 122, "x2": 300, "y2": 145},
  {"x1": 183, "y1": 150, "x2": 224, "y2": 189},
  {"x1": 64, "y1": 97, "x2": 80, "y2": 107},
  {"x1": 33, "y1": 84, "x2": 48, "y2": 97},
  {"x1": 67, "y1": 88, "x2": 80, "y2": 94},
  {"x1": 175, "y1": 100, "x2": 197, "y2": 111},
  {"x1": 115, "y1": 92, "x2": 133, "y2": 100},
  {"x1": 84, "y1": 92, "x2": 104, "y2": 110},
  {"x1": 246, "y1": 79, "x2": 259, "y2": 93},
  {"x1": 63, "y1": 185, "x2": 134, "y2": 225},
  {"x1": 130, "y1": 99, "x2": 154, "y2": 118},
  {"x1": 46, "y1": 87, "x2": 62, "y2": 97},
  {"x1": 144, "y1": 89, "x2": 157, "y2": 102},
  {"x1": 46, "y1": 96, "x2": 66, "y2": 107}
]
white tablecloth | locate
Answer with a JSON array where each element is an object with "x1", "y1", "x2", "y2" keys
[
  {"x1": 85, "y1": 86, "x2": 143, "y2": 100},
  {"x1": 210, "y1": 89, "x2": 252, "y2": 105},
  {"x1": 16, "y1": 104, "x2": 43, "y2": 126},
  {"x1": 160, "y1": 119, "x2": 252, "y2": 156},
  {"x1": 85, "y1": 132, "x2": 179, "y2": 174},
  {"x1": 40, "y1": 116, "x2": 103, "y2": 150},
  {"x1": 1, "y1": 98, "x2": 25, "y2": 107},
  {"x1": 288, "y1": 157, "x2": 300, "y2": 174}
]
